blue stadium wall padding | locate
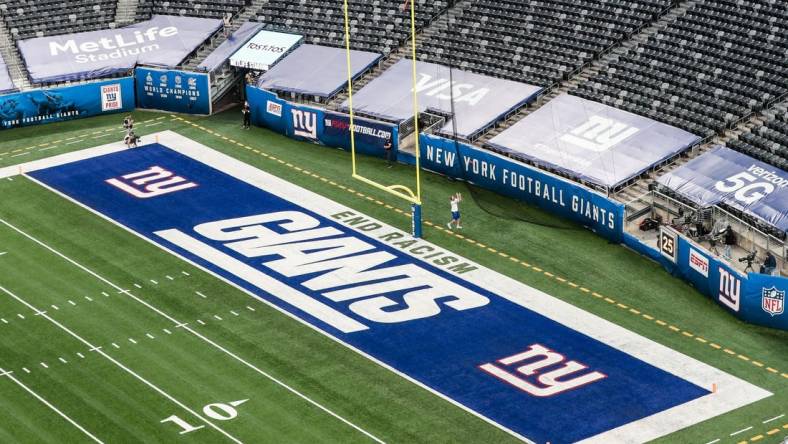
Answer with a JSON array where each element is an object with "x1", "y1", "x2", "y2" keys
[
  {"x1": 247, "y1": 85, "x2": 398, "y2": 159},
  {"x1": 0, "y1": 77, "x2": 134, "y2": 130},
  {"x1": 419, "y1": 133, "x2": 625, "y2": 242},
  {"x1": 624, "y1": 232, "x2": 787, "y2": 330}
]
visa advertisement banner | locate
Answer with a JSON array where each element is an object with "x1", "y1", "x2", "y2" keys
[
  {"x1": 420, "y1": 133, "x2": 625, "y2": 241},
  {"x1": 0, "y1": 77, "x2": 134, "y2": 130},
  {"x1": 247, "y1": 85, "x2": 396, "y2": 159},
  {"x1": 625, "y1": 229, "x2": 787, "y2": 330},
  {"x1": 135, "y1": 67, "x2": 211, "y2": 115}
]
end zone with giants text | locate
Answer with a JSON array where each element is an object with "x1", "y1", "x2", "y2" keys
[{"x1": 21, "y1": 132, "x2": 770, "y2": 443}]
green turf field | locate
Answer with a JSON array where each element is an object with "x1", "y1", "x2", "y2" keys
[{"x1": 0, "y1": 109, "x2": 785, "y2": 444}]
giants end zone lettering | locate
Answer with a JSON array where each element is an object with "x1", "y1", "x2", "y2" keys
[
  {"x1": 480, "y1": 344, "x2": 606, "y2": 397},
  {"x1": 106, "y1": 166, "x2": 197, "y2": 198},
  {"x1": 157, "y1": 211, "x2": 490, "y2": 332}
]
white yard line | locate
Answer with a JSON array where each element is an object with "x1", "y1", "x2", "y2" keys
[
  {"x1": 0, "y1": 285, "x2": 242, "y2": 444},
  {"x1": 763, "y1": 413, "x2": 785, "y2": 423},
  {"x1": 730, "y1": 426, "x2": 753, "y2": 436},
  {"x1": 0, "y1": 217, "x2": 385, "y2": 444},
  {"x1": 0, "y1": 367, "x2": 104, "y2": 443}
]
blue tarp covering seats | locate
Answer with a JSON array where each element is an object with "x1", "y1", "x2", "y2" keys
[
  {"x1": 341, "y1": 59, "x2": 542, "y2": 139},
  {"x1": 18, "y1": 15, "x2": 222, "y2": 83},
  {"x1": 658, "y1": 145, "x2": 788, "y2": 233},
  {"x1": 257, "y1": 44, "x2": 381, "y2": 98},
  {"x1": 487, "y1": 94, "x2": 701, "y2": 189},
  {"x1": 0, "y1": 54, "x2": 14, "y2": 94},
  {"x1": 198, "y1": 22, "x2": 264, "y2": 73}
]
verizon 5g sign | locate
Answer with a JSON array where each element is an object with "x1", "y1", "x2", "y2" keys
[{"x1": 715, "y1": 165, "x2": 788, "y2": 204}]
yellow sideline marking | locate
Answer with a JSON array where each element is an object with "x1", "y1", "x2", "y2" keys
[{"x1": 178, "y1": 117, "x2": 787, "y2": 379}]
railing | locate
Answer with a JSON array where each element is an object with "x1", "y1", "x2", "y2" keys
[{"x1": 626, "y1": 190, "x2": 786, "y2": 274}]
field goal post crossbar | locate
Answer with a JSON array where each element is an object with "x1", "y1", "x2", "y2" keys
[{"x1": 342, "y1": 0, "x2": 423, "y2": 238}]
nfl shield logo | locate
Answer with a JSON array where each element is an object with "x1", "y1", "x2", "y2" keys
[{"x1": 761, "y1": 287, "x2": 785, "y2": 316}]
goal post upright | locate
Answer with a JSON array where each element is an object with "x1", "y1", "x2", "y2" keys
[{"x1": 342, "y1": 0, "x2": 423, "y2": 237}]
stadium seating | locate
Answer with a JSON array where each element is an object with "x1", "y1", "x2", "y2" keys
[
  {"x1": 573, "y1": 0, "x2": 788, "y2": 141},
  {"x1": 728, "y1": 109, "x2": 788, "y2": 171},
  {"x1": 0, "y1": 0, "x2": 117, "y2": 39},
  {"x1": 253, "y1": 0, "x2": 453, "y2": 54},
  {"x1": 135, "y1": 0, "x2": 248, "y2": 20},
  {"x1": 417, "y1": 0, "x2": 672, "y2": 87}
]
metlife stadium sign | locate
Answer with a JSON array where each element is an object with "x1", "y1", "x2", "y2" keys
[
  {"x1": 229, "y1": 30, "x2": 303, "y2": 71},
  {"x1": 18, "y1": 15, "x2": 222, "y2": 83}
]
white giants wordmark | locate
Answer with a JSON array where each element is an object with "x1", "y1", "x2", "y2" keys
[
  {"x1": 718, "y1": 267, "x2": 741, "y2": 312},
  {"x1": 560, "y1": 115, "x2": 639, "y2": 152},
  {"x1": 291, "y1": 109, "x2": 317, "y2": 139},
  {"x1": 155, "y1": 211, "x2": 490, "y2": 333},
  {"x1": 479, "y1": 344, "x2": 606, "y2": 397},
  {"x1": 106, "y1": 166, "x2": 197, "y2": 198}
]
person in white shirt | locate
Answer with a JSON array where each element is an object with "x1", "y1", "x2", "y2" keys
[{"x1": 447, "y1": 192, "x2": 462, "y2": 229}]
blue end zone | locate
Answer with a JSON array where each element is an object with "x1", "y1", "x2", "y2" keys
[{"x1": 30, "y1": 144, "x2": 709, "y2": 443}]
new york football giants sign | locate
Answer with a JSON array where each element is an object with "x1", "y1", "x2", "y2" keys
[{"x1": 26, "y1": 135, "x2": 769, "y2": 443}]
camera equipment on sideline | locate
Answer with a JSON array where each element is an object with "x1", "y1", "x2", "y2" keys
[{"x1": 739, "y1": 251, "x2": 757, "y2": 272}]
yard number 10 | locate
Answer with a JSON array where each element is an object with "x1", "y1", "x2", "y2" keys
[{"x1": 161, "y1": 399, "x2": 249, "y2": 435}]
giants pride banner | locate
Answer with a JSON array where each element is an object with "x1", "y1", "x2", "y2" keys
[
  {"x1": 658, "y1": 146, "x2": 788, "y2": 232},
  {"x1": 18, "y1": 15, "x2": 221, "y2": 83},
  {"x1": 0, "y1": 77, "x2": 133, "y2": 130},
  {"x1": 135, "y1": 67, "x2": 211, "y2": 115}
]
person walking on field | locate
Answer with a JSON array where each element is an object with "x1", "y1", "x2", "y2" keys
[
  {"x1": 242, "y1": 102, "x2": 251, "y2": 129},
  {"x1": 447, "y1": 192, "x2": 462, "y2": 230}
]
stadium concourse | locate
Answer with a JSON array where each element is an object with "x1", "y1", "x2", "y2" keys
[{"x1": 0, "y1": 0, "x2": 787, "y2": 443}]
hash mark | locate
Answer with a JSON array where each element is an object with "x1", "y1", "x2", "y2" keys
[
  {"x1": 51, "y1": 305, "x2": 59, "y2": 311},
  {"x1": 181, "y1": 271, "x2": 190, "y2": 276},
  {"x1": 40, "y1": 362, "x2": 48, "y2": 369},
  {"x1": 0, "y1": 319, "x2": 6, "y2": 324},
  {"x1": 68, "y1": 300, "x2": 76, "y2": 306},
  {"x1": 22, "y1": 367, "x2": 30, "y2": 374},
  {"x1": 730, "y1": 426, "x2": 752, "y2": 436},
  {"x1": 146, "y1": 333, "x2": 155, "y2": 339},
  {"x1": 763, "y1": 414, "x2": 785, "y2": 423},
  {"x1": 230, "y1": 311, "x2": 239, "y2": 317},
  {"x1": 128, "y1": 338, "x2": 137, "y2": 344},
  {"x1": 133, "y1": 283, "x2": 142, "y2": 289},
  {"x1": 84, "y1": 296, "x2": 93, "y2": 302},
  {"x1": 150, "y1": 280, "x2": 158, "y2": 285},
  {"x1": 213, "y1": 315, "x2": 223, "y2": 321},
  {"x1": 17, "y1": 313, "x2": 25, "y2": 319},
  {"x1": 195, "y1": 291, "x2": 207, "y2": 299},
  {"x1": 246, "y1": 306, "x2": 256, "y2": 312},
  {"x1": 163, "y1": 328, "x2": 172, "y2": 335},
  {"x1": 101, "y1": 292, "x2": 109, "y2": 297},
  {"x1": 111, "y1": 343, "x2": 120, "y2": 349},
  {"x1": 76, "y1": 353, "x2": 85, "y2": 359},
  {"x1": 165, "y1": 275, "x2": 174, "y2": 281},
  {"x1": 58, "y1": 357, "x2": 67, "y2": 364},
  {"x1": 197, "y1": 319, "x2": 206, "y2": 325}
]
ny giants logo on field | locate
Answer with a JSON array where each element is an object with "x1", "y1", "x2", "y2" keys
[
  {"x1": 291, "y1": 109, "x2": 317, "y2": 139},
  {"x1": 560, "y1": 115, "x2": 639, "y2": 152},
  {"x1": 689, "y1": 248, "x2": 709, "y2": 277},
  {"x1": 480, "y1": 344, "x2": 606, "y2": 397},
  {"x1": 762, "y1": 286, "x2": 785, "y2": 317},
  {"x1": 106, "y1": 166, "x2": 197, "y2": 198},
  {"x1": 718, "y1": 267, "x2": 741, "y2": 312}
]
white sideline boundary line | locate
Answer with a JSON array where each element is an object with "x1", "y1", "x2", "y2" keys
[
  {"x1": 0, "y1": 216, "x2": 385, "y2": 444},
  {"x1": 0, "y1": 285, "x2": 241, "y2": 444},
  {"x1": 0, "y1": 367, "x2": 104, "y2": 443},
  {"x1": 4, "y1": 131, "x2": 773, "y2": 444}
]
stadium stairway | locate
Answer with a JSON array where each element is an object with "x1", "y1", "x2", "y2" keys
[
  {"x1": 478, "y1": 0, "x2": 697, "y2": 145},
  {"x1": 114, "y1": 0, "x2": 140, "y2": 26},
  {"x1": 0, "y1": 18, "x2": 30, "y2": 90}
]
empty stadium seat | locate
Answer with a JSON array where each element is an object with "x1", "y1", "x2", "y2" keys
[
  {"x1": 0, "y1": 0, "x2": 117, "y2": 40},
  {"x1": 417, "y1": 0, "x2": 672, "y2": 87},
  {"x1": 573, "y1": 0, "x2": 788, "y2": 145}
]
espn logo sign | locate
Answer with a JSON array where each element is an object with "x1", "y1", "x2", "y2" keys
[
  {"x1": 106, "y1": 166, "x2": 197, "y2": 199},
  {"x1": 266, "y1": 100, "x2": 282, "y2": 117},
  {"x1": 479, "y1": 344, "x2": 606, "y2": 397},
  {"x1": 688, "y1": 248, "x2": 709, "y2": 277}
]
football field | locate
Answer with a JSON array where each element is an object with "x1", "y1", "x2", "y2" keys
[{"x1": 0, "y1": 110, "x2": 786, "y2": 443}]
